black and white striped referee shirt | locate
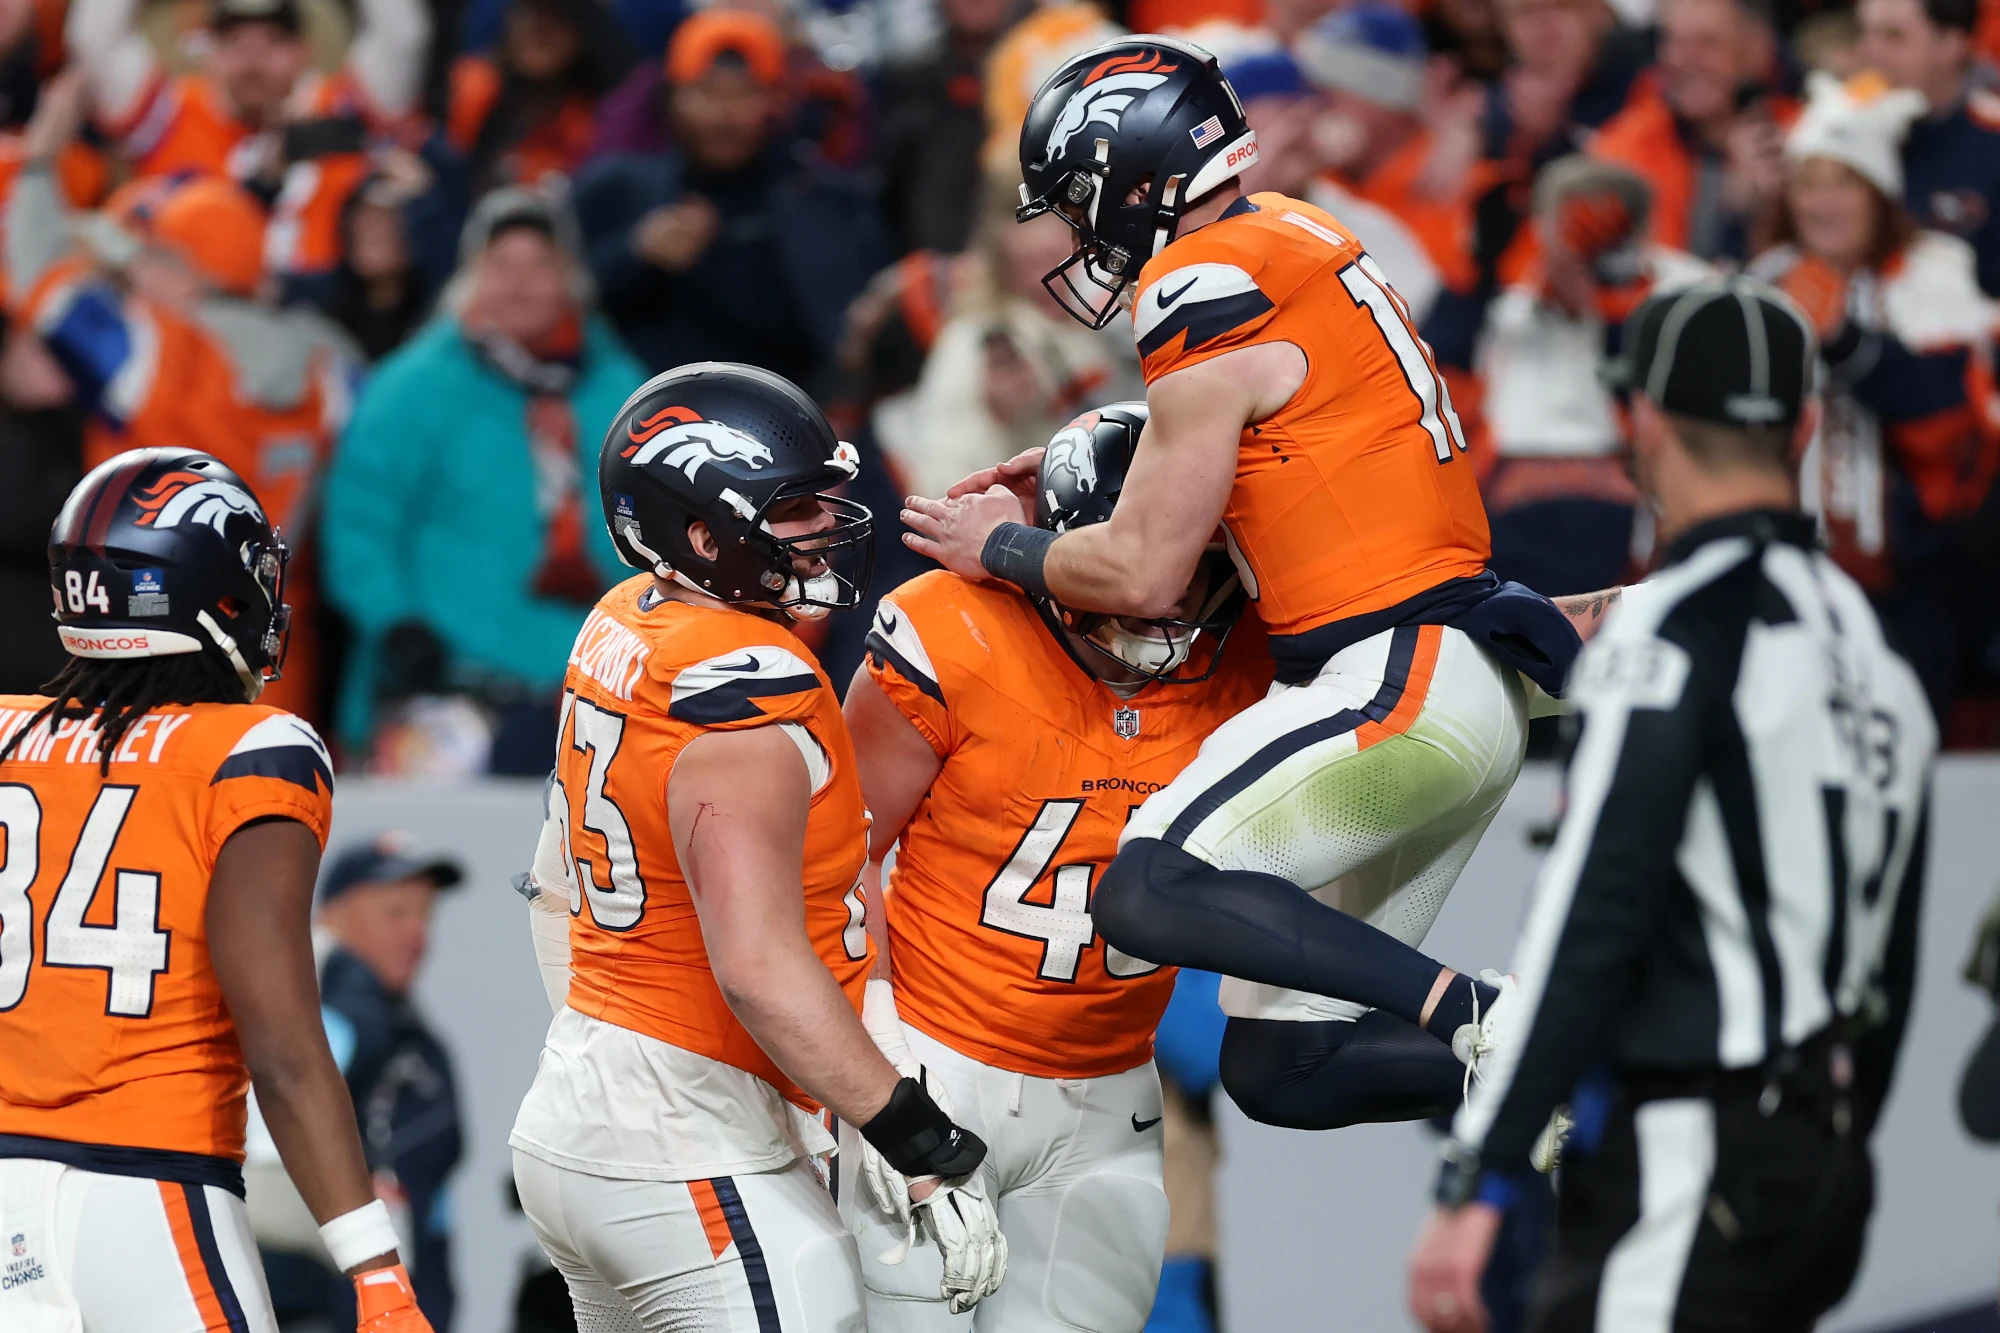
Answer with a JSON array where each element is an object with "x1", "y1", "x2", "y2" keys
[{"x1": 1449, "y1": 508, "x2": 1936, "y2": 1177}]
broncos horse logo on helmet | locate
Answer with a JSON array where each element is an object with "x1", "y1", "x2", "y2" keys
[
  {"x1": 600, "y1": 363, "x2": 874, "y2": 621},
  {"x1": 626, "y1": 419, "x2": 776, "y2": 483},
  {"x1": 1043, "y1": 51, "x2": 1180, "y2": 160},
  {"x1": 131, "y1": 471, "x2": 267, "y2": 537}
]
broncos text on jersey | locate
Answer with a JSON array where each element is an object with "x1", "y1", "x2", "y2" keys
[{"x1": 866, "y1": 572, "x2": 1271, "y2": 1079}]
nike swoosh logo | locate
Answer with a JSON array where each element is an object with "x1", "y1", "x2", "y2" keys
[
  {"x1": 1131, "y1": 1114, "x2": 1162, "y2": 1132},
  {"x1": 1155, "y1": 277, "x2": 1198, "y2": 309},
  {"x1": 714, "y1": 654, "x2": 761, "y2": 674},
  {"x1": 880, "y1": 608, "x2": 900, "y2": 635}
]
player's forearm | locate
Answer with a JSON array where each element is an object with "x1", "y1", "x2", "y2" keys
[
  {"x1": 1551, "y1": 587, "x2": 1622, "y2": 643},
  {"x1": 863, "y1": 858, "x2": 893, "y2": 981},
  {"x1": 249, "y1": 1048, "x2": 386, "y2": 1250},
  {"x1": 714, "y1": 940, "x2": 900, "y2": 1123},
  {"x1": 1046, "y1": 520, "x2": 1197, "y2": 619}
]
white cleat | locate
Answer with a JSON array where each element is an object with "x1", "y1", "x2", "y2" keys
[
  {"x1": 1531, "y1": 1105, "x2": 1574, "y2": 1174},
  {"x1": 1451, "y1": 970, "x2": 1520, "y2": 1099}
]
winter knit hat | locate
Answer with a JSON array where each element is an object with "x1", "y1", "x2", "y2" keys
[
  {"x1": 1295, "y1": 2, "x2": 1427, "y2": 113},
  {"x1": 1784, "y1": 71, "x2": 1928, "y2": 198}
]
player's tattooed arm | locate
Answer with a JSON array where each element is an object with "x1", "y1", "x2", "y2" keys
[{"x1": 1551, "y1": 587, "x2": 1623, "y2": 643}]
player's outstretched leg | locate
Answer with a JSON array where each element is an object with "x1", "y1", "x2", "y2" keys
[
  {"x1": 1218, "y1": 1012, "x2": 1464, "y2": 1130},
  {"x1": 1095, "y1": 839, "x2": 1495, "y2": 1046},
  {"x1": 1097, "y1": 625, "x2": 1528, "y2": 1047}
]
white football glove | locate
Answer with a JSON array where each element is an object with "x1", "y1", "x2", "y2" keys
[
  {"x1": 858, "y1": 980, "x2": 953, "y2": 1227},
  {"x1": 910, "y1": 1172, "x2": 1008, "y2": 1314}
]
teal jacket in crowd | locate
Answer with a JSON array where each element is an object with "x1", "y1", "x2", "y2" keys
[{"x1": 322, "y1": 315, "x2": 646, "y2": 749}]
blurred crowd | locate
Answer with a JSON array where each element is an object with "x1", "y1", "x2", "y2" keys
[{"x1": 0, "y1": 0, "x2": 1998, "y2": 771}]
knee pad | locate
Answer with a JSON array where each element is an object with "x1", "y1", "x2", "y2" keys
[
  {"x1": 1094, "y1": 838, "x2": 1206, "y2": 962},
  {"x1": 790, "y1": 1231, "x2": 867, "y2": 1333},
  {"x1": 1042, "y1": 1173, "x2": 1171, "y2": 1333},
  {"x1": 1218, "y1": 1018, "x2": 1356, "y2": 1131}
]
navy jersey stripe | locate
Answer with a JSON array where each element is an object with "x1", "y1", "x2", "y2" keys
[
  {"x1": 1163, "y1": 625, "x2": 1420, "y2": 846},
  {"x1": 668, "y1": 673, "x2": 821, "y2": 725},
  {"x1": 865, "y1": 631, "x2": 946, "y2": 706},
  {"x1": 1136, "y1": 287, "x2": 1276, "y2": 360},
  {"x1": 711, "y1": 1176, "x2": 783, "y2": 1333},
  {"x1": 210, "y1": 745, "x2": 333, "y2": 796},
  {"x1": 182, "y1": 1182, "x2": 252, "y2": 1333}
]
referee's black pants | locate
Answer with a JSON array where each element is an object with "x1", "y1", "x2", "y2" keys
[{"x1": 1526, "y1": 1062, "x2": 1872, "y2": 1332}]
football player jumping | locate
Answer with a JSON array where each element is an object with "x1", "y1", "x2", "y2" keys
[
  {"x1": 842, "y1": 404, "x2": 1268, "y2": 1331},
  {"x1": 904, "y1": 38, "x2": 1622, "y2": 1127},
  {"x1": 510, "y1": 364, "x2": 1004, "y2": 1331}
]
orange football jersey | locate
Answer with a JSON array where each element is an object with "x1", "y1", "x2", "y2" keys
[
  {"x1": 1130, "y1": 192, "x2": 1491, "y2": 643},
  {"x1": 866, "y1": 572, "x2": 1272, "y2": 1079},
  {"x1": 559, "y1": 576, "x2": 872, "y2": 1111},
  {"x1": 0, "y1": 700, "x2": 333, "y2": 1169}
]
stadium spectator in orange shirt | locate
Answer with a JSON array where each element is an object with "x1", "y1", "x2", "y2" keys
[
  {"x1": 1754, "y1": 72, "x2": 2000, "y2": 722},
  {"x1": 1589, "y1": 0, "x2": 1793, "y2": 261},
  {"x1": 8, "y1": 75, "x2": 361, "y2": 725},
  {"x1": 447, "y1": 0, "x2": 632, "y2": 196},
  {"x1": 67, "y1": 0, "x2": 432, "y2": 287},
  {"x1": 0, "y1": 448, "x2": 431, "y2": 1333},
  {"x1": 1290, "y1": 11, "x2": 1457, "y2": 324}
]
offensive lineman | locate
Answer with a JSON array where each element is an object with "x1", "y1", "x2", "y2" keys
[
  {"x1": 841, "y1": 404, "x2": 1270, "y2": 1330},
  {"x1": 905, "y1": 37, "x2": 1619, "y2": 1117},
  {"x1": 0, "y1": 450, "x2": 429, "y2": 1332},
  {"x1": 509, "y1": 364, "x2": 1005, "y2": 1331}
]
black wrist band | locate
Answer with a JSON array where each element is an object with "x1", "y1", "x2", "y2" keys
[
  {"x1": 980, "y1": 523, "x2": 1056, "y2": 601},
  {"x1": 859, "y1": 1077, "x2": 988, "y2": 1178}
]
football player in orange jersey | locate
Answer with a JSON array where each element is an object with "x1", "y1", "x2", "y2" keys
[
  {"x1": 0, "y1": 449, "x2": 429, "y2": 1333},
  {"x1": 508, "y1": 364, "x2": 1006, "y2": 1331},
  {"x1": 906, "y1": 38, "x2": 1627, "y2": 1127},
  {"x1": 839, "y1": 403, "x2": 1272, "y2": 1331}
]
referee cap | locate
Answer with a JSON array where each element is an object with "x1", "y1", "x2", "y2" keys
[{"x1": 1601, "y1": 277, "x2": 1818, "y2": 429}]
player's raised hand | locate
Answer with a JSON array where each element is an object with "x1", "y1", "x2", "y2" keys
[
  {"x1": 945, "y1": 446, "x2": 1045, "y2": 507},
  {"x1": 910, "y1": 1171, "x2": 1008, "y2": 1314},
  {"x1": 354, "y1": 1263, "x2": 434, "y2": 1333},
  {"x1": 902, "y1": 487, "x2": 1029, "y2": 579}
]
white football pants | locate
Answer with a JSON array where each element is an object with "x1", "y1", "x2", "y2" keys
[
  {"x1": 1123, "y1": 624, "x2": 1529, "y2": 1022},
  {"x1": 0, "y1": 1157, "x2": 276, "y2": 1333},
  {"x1": 839, "y1": 1025, "x2": 1169, "y2": 1333},
  {"x1": 513, "y1": 1151, "x2": 865, "y2": 1333}
]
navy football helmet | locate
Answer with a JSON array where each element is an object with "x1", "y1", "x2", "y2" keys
[
  {"x1": 1032, "y1": 401, "x2": 1243, "y2": 682},
  {"x1": 1017, "y1": 36, "x2": 1258, "y2": 328},
  {"x1": 599, "y1": 363, "x2": 874, "y2": 619},
  {"x1": 48, "y1": 448, "x2": 290, "y2": 699}
]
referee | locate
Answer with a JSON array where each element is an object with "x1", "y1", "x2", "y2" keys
[{"x1": 1407, "y1": 277, "x2": 1937, "y2": 1333}]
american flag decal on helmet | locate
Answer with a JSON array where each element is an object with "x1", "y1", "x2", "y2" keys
[{"x1": 1189, "y1": 115, "x2": 1225, "y2": 148}]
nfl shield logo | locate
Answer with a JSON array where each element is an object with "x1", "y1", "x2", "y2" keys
[
  {"x1": 1113, "y1": 707, "x2": 1140, "y2": 739},
  {"x1": 10, "y1": 1233, "x2": 23, "y2": 1257}
]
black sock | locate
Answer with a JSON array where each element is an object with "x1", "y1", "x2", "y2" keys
[{"x1": 1422, "y1": 974, "x2": 1501, "y2": 1045}]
